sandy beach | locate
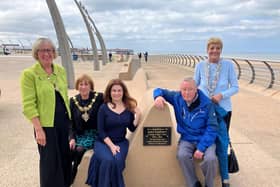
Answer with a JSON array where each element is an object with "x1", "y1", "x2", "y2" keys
[{"x1": 1, "y1": 55, "x2": 280, "y2": 186}]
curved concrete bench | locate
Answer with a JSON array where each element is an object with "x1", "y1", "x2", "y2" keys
[
  {"x1": 73, "y1": 90, "x2": 221, "y2": 187},
  {"x1": 124, "y1": 89, "x2": 185, "y2": 187},
  {"x1": 119, "y1": 57, "x2": 141, "y2": 80},
  {"x1": 72, "y1": 150, "x2": 92, "y2": 187},
  {"x1": 124, "y1": 67, "x2": 148, "y2": 103},
  {"x1": 124, "y1": 89, "x2": 221, "y2": 187},
  {"x1": 72, "y1": 64, "x2": 147, "y2": 187},
  {"x1": 77, "y1": 54, "x2": 103, "y2": 61},
  {"x1": 72, "y1": 91, "x2": 221, "y2": 187}
]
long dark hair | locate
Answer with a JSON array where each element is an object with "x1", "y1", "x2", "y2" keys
[{"x1": 104, "y1": 79, "x2": 137, "y2": 112}]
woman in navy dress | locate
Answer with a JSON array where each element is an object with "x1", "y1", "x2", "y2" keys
[{"x1": 86, "y1": 78, "x2": 141, "y2": 187}]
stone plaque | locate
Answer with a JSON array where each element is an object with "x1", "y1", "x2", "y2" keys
[{"x1": 143, "y1": 127, "x2": 171, "y2": 146}]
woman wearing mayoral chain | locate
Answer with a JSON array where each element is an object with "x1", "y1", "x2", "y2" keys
[{"x1": 69, "y1": 74, "x2": 104, "y2": 184}]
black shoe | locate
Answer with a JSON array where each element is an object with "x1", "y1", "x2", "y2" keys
[
  {"x1": 222, "y1": 182, "x2": 230, "y2": 187},
  {"x1": 194, "y1": 181, "x2": 202, "y2": 187}
]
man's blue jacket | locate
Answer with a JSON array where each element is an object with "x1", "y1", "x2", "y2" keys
[{"x1": 153, "y1": 88, "x2": 218, "y2": 152}]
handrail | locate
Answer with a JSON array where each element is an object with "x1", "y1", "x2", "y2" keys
[
  {"x1": 244, "y1": 60, "x2": 255, "y2": 84},
  {"x1": 262, "y1": 61, "x2": 275, "y2": 89},
  {"x1": 231, "y1": 59, "x2": 241, "y2": 80},
  {"x1": 155, "y1": 54, "x2": 280, "y2": 90}
]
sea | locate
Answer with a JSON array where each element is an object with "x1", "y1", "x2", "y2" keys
[
  {"x1": 1, "y1": 50, "x2": 279, "y2": 62},
  {"x1": 221, "y1": 53, "x2": 280, "y2": 62}
]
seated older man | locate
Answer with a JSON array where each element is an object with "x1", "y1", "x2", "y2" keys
[{"x1": 153, "y1": 77, "x2": 218, "y2": 187}]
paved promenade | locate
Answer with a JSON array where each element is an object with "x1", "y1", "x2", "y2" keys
[{"x1": 0, "y1": 56, "x2": 280, "y2": 186}]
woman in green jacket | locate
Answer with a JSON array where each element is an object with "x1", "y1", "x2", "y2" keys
[{"x1": 20, "y1": 37, "x2": 71, "y2": 187}]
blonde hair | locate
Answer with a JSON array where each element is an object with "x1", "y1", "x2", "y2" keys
[
  {"x1": 207, "y1": 37, "x2": 223, "y2": 50},
  {"x1": 32, "y1": 37, "x2": 58, "y2": 60},
  {"x1": 75, "y1": 74, "x2": 94, "y2": 91}
]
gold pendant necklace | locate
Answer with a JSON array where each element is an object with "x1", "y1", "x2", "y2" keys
[
  {"x1": 81, "y1": 111, "x2": 89, "y2": 122},
  {"x1": 73, "y1": 92, "x2": 98, "y2": 122}
]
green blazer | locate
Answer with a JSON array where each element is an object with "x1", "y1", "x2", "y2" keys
[{"x1": 20, "y1": 61, "x2": 71, "y2": 127}]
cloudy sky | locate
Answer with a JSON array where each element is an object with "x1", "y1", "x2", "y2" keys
[{"x1": 0, "y1": 0, "x2": 279, "y2": 54}]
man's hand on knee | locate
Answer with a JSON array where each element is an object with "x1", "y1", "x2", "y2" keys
[{"x1": 193, "y1": 149, "x2": 204, "y2": 160}]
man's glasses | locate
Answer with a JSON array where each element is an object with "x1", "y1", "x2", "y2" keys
[{"x1": 38, "y1": 49, "x2": 55, "y2": 53}]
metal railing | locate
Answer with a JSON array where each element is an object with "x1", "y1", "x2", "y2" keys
[{"x1": 150, "y1": 54, "x2": 280, "y2": 90}]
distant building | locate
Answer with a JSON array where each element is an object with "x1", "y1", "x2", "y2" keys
[{"x1": 1, "y1": 44, "x2": 20, "y2": 55}]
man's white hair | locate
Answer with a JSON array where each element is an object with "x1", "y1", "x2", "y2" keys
[{"x1": 183, "y1": 77, "x2": 195, "y2": 82}]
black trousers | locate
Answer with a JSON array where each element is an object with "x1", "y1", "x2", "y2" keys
[
  {"x1": 70, "y1": 146, "x2": 86, "y2": 184},
  {"x1": 37, "y1": 123, "x2": 71, "y2": 187},
  {"x1": 223, "y1": 111, "x2": 232, "y2": 132}
]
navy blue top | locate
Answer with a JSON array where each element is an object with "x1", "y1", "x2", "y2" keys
[
  {"x1": 54, "y1": 90, "x2": 70, "y2": 126},
  {"x1": 97, "y1": 103, "x2": 136, "y2": 143},
  {"x1": 69, "y1": 91, "x2": 104, "y2": 139}
]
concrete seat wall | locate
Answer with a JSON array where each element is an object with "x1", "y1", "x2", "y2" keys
[
  {"x1": 124, "y1": 89, "x2": 221, "y2": 187},
  {"x1": 72, "y1": 150, "x2": 92, "y2": 187},
  {"x1": 119, "y1": 57, "x2": 141, "y2": 80},
  {"x1": 72, "y1": 66, "x2": 147, "y2": 187},
  {"x1": 78, "y1": 54, "x2": 103, "y2": 61},
  {"x1": 124, "y1": 68, "x2": 148, "y2": 103},
  {"x1": 124, "y1": 89, "x2": 186, "y2": 187},
  {"x1": 72, "y1": 85, "x2": 221, "y2": 187}
]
